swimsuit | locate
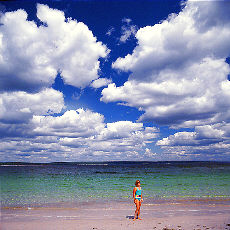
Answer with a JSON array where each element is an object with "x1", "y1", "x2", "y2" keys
[{"x1": 135, "y1": 187, "x2": 142, "y2": 201}]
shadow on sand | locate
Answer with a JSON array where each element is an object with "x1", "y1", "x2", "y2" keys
[{"x1": 126, "y1": 215, "x2": 134, "y2": 219}]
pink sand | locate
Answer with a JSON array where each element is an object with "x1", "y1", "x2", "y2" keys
[{"x1": 1, "y1": 200, "x2": 230, "y2": 230}]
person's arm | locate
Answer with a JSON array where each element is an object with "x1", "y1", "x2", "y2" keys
[
  {"x1": 141, "y1": 187, "x2": 143, "y2": 202},
  {"x1": 133, "y1": 187, "x2": 137, "y2": 202}
]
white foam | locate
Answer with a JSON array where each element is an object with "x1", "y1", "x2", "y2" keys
[{"x1": 78, "y1": 164, "x2": 108, "y2": 166}]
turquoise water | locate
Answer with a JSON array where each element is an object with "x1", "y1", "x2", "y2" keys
[{"x1": 1, "y1": 161, "x2": 230, "y2": 207}]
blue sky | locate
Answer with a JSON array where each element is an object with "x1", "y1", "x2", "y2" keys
[{"x1": 0, "y1": 0, "x2": 230, "y2": 162}]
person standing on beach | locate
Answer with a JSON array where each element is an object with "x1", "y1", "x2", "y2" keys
[{"x1": 133, "y1": 180, "x2": 143, "y2": 220}]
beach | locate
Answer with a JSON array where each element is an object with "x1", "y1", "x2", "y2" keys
[
  {"x1": 1, "y1": 199, "x2": 230, "y2": 230},
  {"x1": 1, "y1": 162, "x2": 230, "y2": 229}
]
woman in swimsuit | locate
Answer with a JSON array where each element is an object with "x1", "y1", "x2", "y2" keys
[{"x1": 133, "y1": 180, "x2": 143, "y2": 220}]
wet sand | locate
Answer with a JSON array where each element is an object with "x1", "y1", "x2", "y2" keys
[{"x1": 1, "y1": 199, "x2": 230, "y2": 230}]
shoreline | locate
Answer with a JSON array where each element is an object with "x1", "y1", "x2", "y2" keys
[
  {"x1": 2, "y1": 196, "x2": 230, "y2": 208},
  {"x1": 2, "y1": 199, "x2": 230, "y2": 230}
]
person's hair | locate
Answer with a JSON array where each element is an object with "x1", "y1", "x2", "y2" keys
[{"x1": 135, "y1": 180, "x2": 140, "y2": 186}]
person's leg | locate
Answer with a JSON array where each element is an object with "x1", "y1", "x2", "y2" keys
[
  {"x1": 135, "y1": 200, "x2": 140, "y2": 219},
  {"x1": 133, "y1": 200, "x2": 139, "y2": 221},
  {"x1": 138, "y1": 201, "x2": 142, "y2": 220}
]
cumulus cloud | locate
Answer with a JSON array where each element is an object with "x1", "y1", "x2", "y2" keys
[
  {"x1": 0, "y1": 88, "x2": 64, "y2": 139},
  {"x1": 157, "y1": 124, "x2": 227, "y2": 147},
  {"x1": 90, "y1": 78, "x2": 112, "y2": 88},
  {"x1": 0, "y1": 4, "x2": 109, "y2": 92},
  {"x1": 98, "y1": 121, "x2": 142, "y2": 139},
  {"x1": 144, "y1": 148, "x2": 157, "y2": 158},
  {"x1": 0, "y1": 4, "x2": 160, "y2": 162},
  {"x1": 157, "y1": 132, "x2": 197, "y2": 147},
  {"x1": 32, "y1": 109, "x2": 105, "y2": 138},
  {"x1": 102, "y1": 1, "x2": 230, "y2": 128},
  {"x1": 155, "y1": 140, "x2": 230, "y2": 161},
  {"x1": 0, "y1": 108, "x2": 159, "y2": 161},
  {"x1": 103, "y1": 58, "x2": 230, "y2": 127},
  {"x1": 0, "y1": 88, "x2": 64, "y2": 124},
  {"x1": 156, "y1": 123, "x2": 230, "y2": 160},
  {"x1": 113, "y1": 2, "x2": 230, "y2": 76}
]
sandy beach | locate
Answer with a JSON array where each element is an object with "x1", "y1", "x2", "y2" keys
[{"x1": 1, "y1": 199, "x2": 230, "y2": 230}]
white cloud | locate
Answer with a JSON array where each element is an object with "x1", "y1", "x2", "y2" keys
[
  {"x1": 90, "y1": 78, "x2": 112, "y2": 88},
  {"x1": 98, "y1": 121, "x2": 143, "y2": 139},
  {"x1": 122, "y1": 18, "x2": 132, "y2": 24},
  {"x1": 195, "y1": 125, "x2": 225, "y2": 139},
  {"x1": 157, "y1": 124, "x2": 227, "y2": 147},
  {"x1": 0, "y1": 4, "x2": 109, "y2": 92},
  {"x1": 156, "y1": 140, "x2": 230, "y2": 161},
  {"x1": 0, "y1": 108, "x2": 159, "y2": 161},
  {"x1": 156, "y1": 123, "x2": 230, "y2": 160},
  {"x1": 0, "y1": 88, "x2": 64, "y2": 124},
  {"x1": 144, "y1": 148, "x2": 157, "y2": 157},
  {"x1": 102, "y1": 1, "x2": 230, "y2": 128},
  {"x1": 120, "y1": 18, "x2": 138, "y2": 43},
  {"x1": 157, "y1": 131, "x2": 198, "y2": 146},
  {"x1": 113, "y1": 2, "x2": 230, "y2": 75},
  {"x1": 32, "y1": 109, "x2": 105, "y2": 138},
  {"x1": 106, "y1": 27, "x2": 115, "y2": 36}
]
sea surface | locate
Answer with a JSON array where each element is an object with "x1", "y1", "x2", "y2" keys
[{"x1": 1, "y1": 161, "x2": 230, "y2": 207}]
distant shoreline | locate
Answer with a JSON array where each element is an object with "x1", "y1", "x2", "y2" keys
[{"x1": 1, "y1": 160, "x2": 230, "y2": 166}]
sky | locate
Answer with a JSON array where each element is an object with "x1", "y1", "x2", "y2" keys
[{"x1": 0, "y1": 0, "x2": 230, "y2": 162}]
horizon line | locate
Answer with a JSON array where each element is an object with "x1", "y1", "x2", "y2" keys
[{"x1": 1, "y1": 160, "x2": 230, "y2": 164}]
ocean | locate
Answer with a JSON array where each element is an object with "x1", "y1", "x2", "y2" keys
[{"x1": 1, "y1": 161, "x2": 230, "y2": 207}]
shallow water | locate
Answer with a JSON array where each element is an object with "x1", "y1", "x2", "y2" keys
[{"x1": 1, "y1": 161, "x2": 230, "y2": 207}]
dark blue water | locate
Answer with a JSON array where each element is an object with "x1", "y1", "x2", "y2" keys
[{"x1": 1, "y1": 161, "x2": 230, "y2": 207}]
